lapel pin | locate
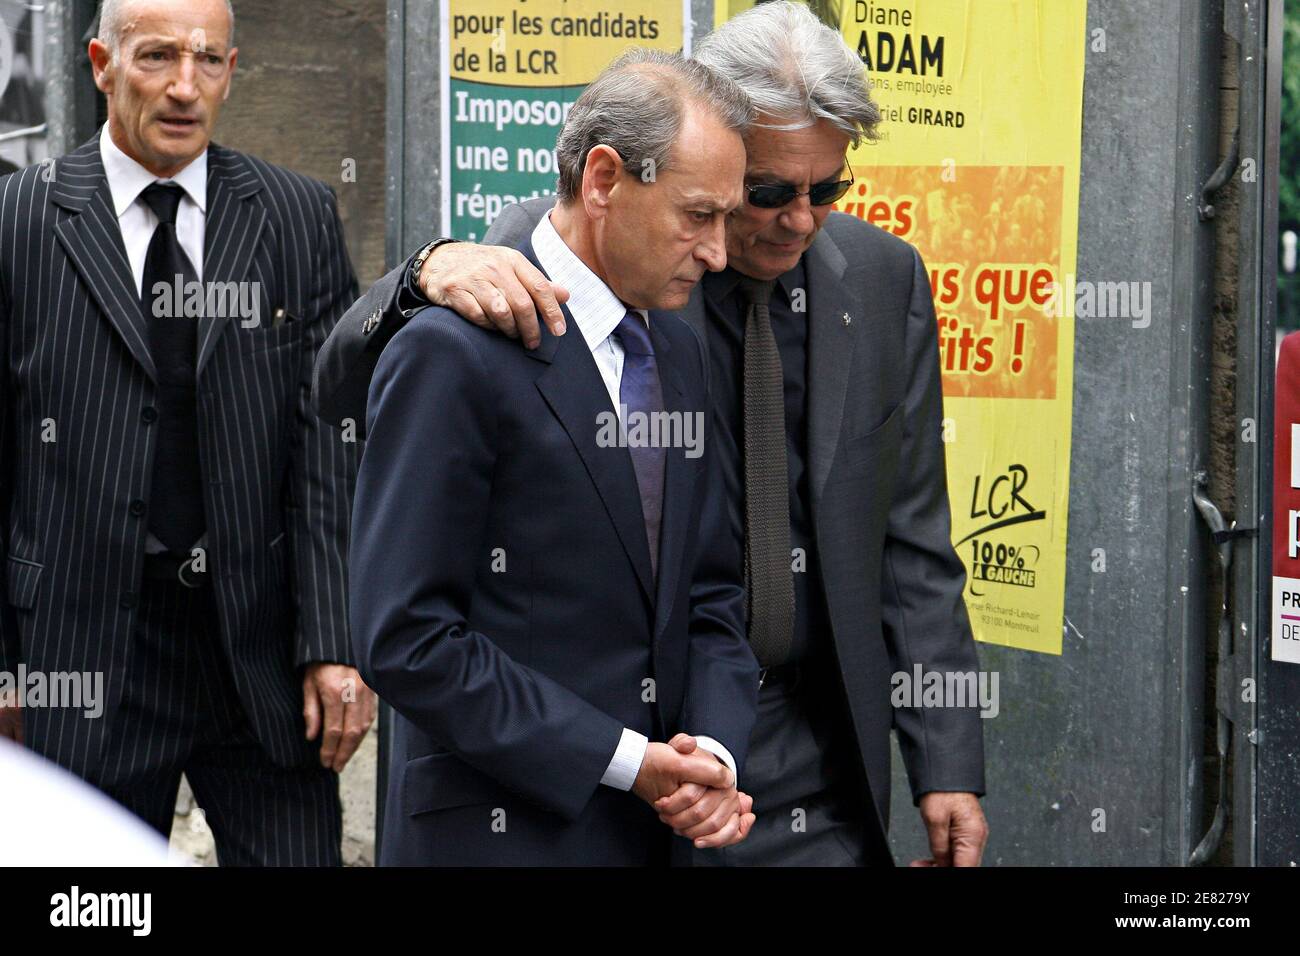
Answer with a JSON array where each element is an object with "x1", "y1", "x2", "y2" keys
[
  {"x1": 842, "y1": 312, "x2": 852, "y2": 326},
  {"x1": 362, "y1": 310, "x2": 380, "y2": 335}
]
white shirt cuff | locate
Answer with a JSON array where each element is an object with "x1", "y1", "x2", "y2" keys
[
  {"x1": 691, "y1": 735, "x2": 737, "y2": 786},
  {"x1": 600, "y1": 727, "x2": 649, "y2": 791}
]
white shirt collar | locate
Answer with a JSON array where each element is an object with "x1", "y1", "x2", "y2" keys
[
  {"x1": 530, "y1": 210, "x2": 647, "y2": 352},
  {"x1": 99, "y1": 123, "x2": 208, "y2": 218}
]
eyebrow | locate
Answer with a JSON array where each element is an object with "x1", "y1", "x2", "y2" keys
[
  {"x1": 677, "y1": 186, "x2": 738, "y2": 210},
  {"x1": 697, "y1": 197, "x2": 748, "y2": 217},
  {"x1": 134, "y1": 35, "x2": 230, "y2": 55}
]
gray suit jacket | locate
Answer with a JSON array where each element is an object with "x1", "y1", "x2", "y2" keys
[
  {"x1": 312, "y1": 198, "x2": 986, "y2": 857},
  {"x1": 0, "y1": 139, "x2": 360, "y2": 778}
]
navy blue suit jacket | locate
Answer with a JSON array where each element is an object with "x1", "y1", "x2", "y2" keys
[{"x1": 349, "y1": 240, "x2": 759, "y2": 865}]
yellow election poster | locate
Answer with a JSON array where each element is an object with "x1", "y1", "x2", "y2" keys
[
  {"x1": 440, "y1": 0, "x2": 689, "y2": 239},
  {"x1": 839, "y1": 0, "x2": 1085, "y2": 655},
  {"x1": 717, "y1": 1, "x2": 1086, "y2": 654}
]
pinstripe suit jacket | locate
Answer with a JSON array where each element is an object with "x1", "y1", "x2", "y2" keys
[{"x1": 0, "y1": 137, "x2": 360, "y2": 777}]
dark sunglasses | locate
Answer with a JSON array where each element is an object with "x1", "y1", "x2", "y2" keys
[{"x1": 745, "y1": 159, "x2": 855, "y2": 209}]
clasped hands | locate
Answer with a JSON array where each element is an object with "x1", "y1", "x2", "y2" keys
[{"x1": 632, "y1": 733, "x2": 755, "y2": 849}]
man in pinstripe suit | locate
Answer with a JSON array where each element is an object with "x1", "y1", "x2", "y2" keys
[{"x1": 0, "y1": 0, "x2": 372, "y2": 864}]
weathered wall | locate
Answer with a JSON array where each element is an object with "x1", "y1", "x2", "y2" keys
[
  {"x1": 213, "y1": 0, "x2": 388, "y2": 287},
  {"x1": 1204, "y1": 28, "x2": 1241, "y2": 868}
]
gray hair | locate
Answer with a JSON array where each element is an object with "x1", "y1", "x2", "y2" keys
[
  {"x1": 98, "y1": 0, "x2": 236, "y2": 57},
  {"x1": 555, "y1": 48, "x2": 754, "y2": 204},
  {"x1": 695, "y1": 0, "x2": 879, "y2": 146}
]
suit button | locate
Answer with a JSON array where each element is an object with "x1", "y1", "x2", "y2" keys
[
  {"x1": 141, "y1": 406, "x2": 158, "y2": 424},
  {"x1": 120, "y1": 591, "x2": 138, "y2": 609},
  {"x1": 129, "y1": 499, "x2": 146, "y2": 517}
]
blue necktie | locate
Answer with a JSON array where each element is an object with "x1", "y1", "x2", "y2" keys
[{"x1": 613, "y1": 312, "x2": 666, "y2": 579}]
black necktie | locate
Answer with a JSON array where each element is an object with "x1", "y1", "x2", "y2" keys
[
  {"x1": 613, "y1": 312, "x2": 666, "y2": 580},
  {"x1": 140, "y1": 182, "x2": 205, "y2": 555},
  {"x1": 737, "y1": 276, "x2": 795, "y2": 667}
]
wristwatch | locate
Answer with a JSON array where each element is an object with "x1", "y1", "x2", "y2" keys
[
  {"x1": 410, "y1": 237, "x2": 459, "y2": 293},
  {"x1": 398, "y1": 237, "x2": 458, "y2": 318}
]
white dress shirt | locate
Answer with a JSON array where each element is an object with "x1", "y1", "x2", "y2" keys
[
  {"x1": 530, "y1": 212, "x2": 738, "y2": 791},
  {"x1": 100, "y1": 123, "x2": 209, "y2": 556},
  {"x1": 100, "y1": 123, "x2": 207, "y2": 293}
]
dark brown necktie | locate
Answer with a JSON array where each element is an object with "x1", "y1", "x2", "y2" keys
[{"x1": 736, "y1": 276, "x2": 795, "y2": 667}]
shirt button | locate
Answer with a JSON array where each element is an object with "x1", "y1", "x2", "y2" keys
[
  {"x1": 129, "y1": 499, "x2": 146, "y2": 517},
  {"x1": 141, "y1": 406, "x2": 158, "y2": 424}
]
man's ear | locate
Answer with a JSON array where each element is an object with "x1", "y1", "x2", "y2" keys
[
  {"x1": 87, "y1": 39, "x2": 114, "y2": 94},
  {"x1": 580, "y1": 144, "x2": 623, "y2": 222}
]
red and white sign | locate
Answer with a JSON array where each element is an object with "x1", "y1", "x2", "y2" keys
[{"x1": 1271, "y1": 332, "x2": 1300, "y2": 663}]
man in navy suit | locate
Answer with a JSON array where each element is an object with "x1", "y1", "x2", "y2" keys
[{"x1": 349, "y1": 50, "x2": 762, "y2": 865}]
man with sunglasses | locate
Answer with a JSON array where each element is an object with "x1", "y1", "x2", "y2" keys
[{"x1": 314, "y1": 1, "x2": 988, "y2": 867}]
